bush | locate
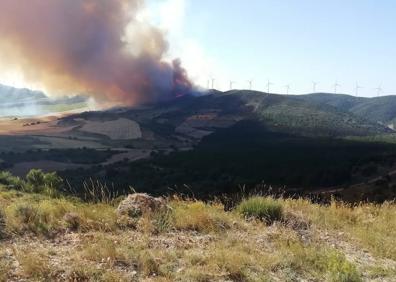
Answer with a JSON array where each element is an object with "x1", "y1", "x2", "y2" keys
[
  {"x1": 26, "y1": 169, "x2": 46, "y2": 193},
  {"x1": 237, "y1": 196, "x2": 283, "y2": 223},
  {"x1": 0, "y1": 170, "x2": 62, "y2": 197},
  {"x1": 0, "y1": 171, "x2": 25, "y2": 190},
  {"x1": 26, "y1": 169, "x2": 63, "y2": 196},
  {"x1": 327, "y1": 251, "x2": 362, "y2": 282}
]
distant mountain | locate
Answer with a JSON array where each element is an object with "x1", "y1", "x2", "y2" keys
[
  {"x1": 0, "y1": 84, "x2": 88, "y2": 117},
  {"x1": 298, "y1": 93, "x2": 396, "y2": 128},
  {"x1": 0, "y1": 84, "x2": 47, "y2": 103}
]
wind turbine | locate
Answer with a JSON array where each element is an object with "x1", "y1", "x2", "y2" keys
[
  {"x1": 247, "y1": 79, "x2": 253, "y2": 90},
  {"x1": 229, "y1": 80, "x2": 236, "y2": 90},
  {"x1": 375, "y1": 85, "x2": 383, "y2": 97},
  {"x1": 266, "y1": 79, "x2": 273, "y2": 94},
  {"x1": 211, "y1": 77, "x2": 215, "y2": 89},
  {"x1": 285, "y1": 84, "x2": 291, "y2": 95},
  {"x1": 312, "y1": 81, "x2": 318, "y2": 93},
  {"x1": 355, "y1": 82, "x2": 363, "y2": 96},
  {"x1": 333, "y1": 81, "x2": 341, "y2": 94}
]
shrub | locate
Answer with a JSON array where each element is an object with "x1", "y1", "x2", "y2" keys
[
  {"x1": 43, "y1": 172, "x2": 63, "y2": 190},
  {"x1": 26, "y1": 169, "x2": 63, "y2": 196},
  {"x1": 0, "y1": 171, "x2": 25, "y2": 190},
  {"x1": 26, "y1": 169, "x2": 45, "y2": 191},
  {"x1": 237, "y1": 196, "x2": 283, "y2": 223},
  {"x1": 327, "y1": 251, "x2": 361, "y2": 282}
]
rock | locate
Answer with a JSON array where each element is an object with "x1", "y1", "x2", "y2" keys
[{"x1": 117, "y1": 193, "x2": 167, "y2": 218}]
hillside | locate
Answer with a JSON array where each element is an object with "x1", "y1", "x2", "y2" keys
[
  {"x1": 0, "y1": 176, "x2": 395, "y2": 281},
  {"x1": 117, "y1": 90, "x2": 392, "y2": 137},
  {"x1": 299, "y1": 93, "x2": 396, "y2": 127}
]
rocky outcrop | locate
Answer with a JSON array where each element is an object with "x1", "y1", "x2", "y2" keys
[{"x1": 117, "y1": 193, "x2": 167, "y2": 218}]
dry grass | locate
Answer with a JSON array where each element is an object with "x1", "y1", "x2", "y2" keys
[
  {"x1": 281, "y1": 198, "x2": 396, "y2": 260},
  {"x1": 0, "y1": 249, "x2": 12, "y2": 282},
  {"x1": 1, "y1": 186, "x2": 395, "y2": 281},
  {"x1": 14, "y1": 248, "x2": 51, "y2": 279},
  {"x1": 1, "y1": 188, "x2": 118, "y2": 236},
  {"x1": 171, "y1": 200, "x2": 237, "y2": 233}
]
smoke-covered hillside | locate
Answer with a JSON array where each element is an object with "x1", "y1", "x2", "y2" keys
[{"x1": 0, "y1": 84, "x2": 88, "y2": 117}]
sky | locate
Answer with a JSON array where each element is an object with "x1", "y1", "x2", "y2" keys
[
  {"x1": 146, "y1": 0, "x2": 396, "y2": 97},
  {"x1": 1, "y1": 0, "x2": 396, "y2": 97}
]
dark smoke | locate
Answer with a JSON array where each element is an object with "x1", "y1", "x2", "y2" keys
[{"x1": 0, "y1": 0, "x2": 192, "y2": 106}]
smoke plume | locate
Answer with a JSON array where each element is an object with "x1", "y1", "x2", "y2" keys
[{"x1": 0, "y1": 0, "x2": 192, "y2": 106}]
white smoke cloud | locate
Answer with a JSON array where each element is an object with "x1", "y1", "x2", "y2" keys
[{"x1": 144, "y1": 0, "x2": 231, "y2": 91}]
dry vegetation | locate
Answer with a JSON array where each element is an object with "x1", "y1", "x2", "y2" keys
[{"x1": 0, "y1": 185, "x2": 395, "y2": 281}]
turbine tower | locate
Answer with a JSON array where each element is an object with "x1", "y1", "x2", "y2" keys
[
  {"x1": 312, "y1": 81, "x2": 318, "y2": 93},
  {"x1": 211, "y1": 77, "x2": 215, "y2": 89},
  {"x1": 375, "y1": 85, "x2": 383, "y2": 97},
  {"x1": 229, "y1": 81, "x2": 236, "y2": 90},
  {"x1": 266, "y1": 79, "x2": 273, "y2": 94},
  {"x1": 355, "y1": 82, "x2": 363, "y2": 96},
  {"x1": 333, "y1": 81, "x2": 341, "y2": 94},
  {"x1": 247, "y1": 80, "x2": 253, "y2": 90},
  {"x1": 285, "y1": 84, "x2": 290, "y2": 95}
]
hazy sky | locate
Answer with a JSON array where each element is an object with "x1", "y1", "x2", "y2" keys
[
  {"x1": 1, "y1": 0, "x2": 395, "y2": 97},
  {"x1": 149, "y1": 0, "x2": 396, "y2": 96}
]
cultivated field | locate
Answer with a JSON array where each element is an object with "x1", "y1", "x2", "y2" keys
[{"x1": 79, "y1": 118, "x2": 142, "y2": 140}]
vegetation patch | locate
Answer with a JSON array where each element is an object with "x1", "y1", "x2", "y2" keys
[
  {"x1": 237, "y1": 196, "x2": 283, "y2": 223},
  {"x1": 171, "y1": 200, "x2": 233, "y2": 232}
]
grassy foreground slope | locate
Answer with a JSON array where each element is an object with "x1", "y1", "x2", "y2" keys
[{"x1": 0, "y1": 184, "x2": 396, "y2": 281}]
